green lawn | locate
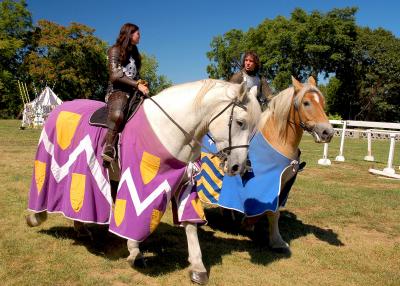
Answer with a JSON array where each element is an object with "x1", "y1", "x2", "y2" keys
[{"x1": 0, "y1": 120, "x2": 399, "y2": 286}]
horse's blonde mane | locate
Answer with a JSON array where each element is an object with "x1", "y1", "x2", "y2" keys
[{"x1": 258, "y1": 84, "x2": 322, "y2": 139}]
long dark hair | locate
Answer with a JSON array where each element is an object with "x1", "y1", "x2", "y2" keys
[
  {"x1": 241, "y1": 51, "x2": 260, "y2": 74},
  {"x1": 113, "y1": 23, "x2": 141, "y2": 70}
]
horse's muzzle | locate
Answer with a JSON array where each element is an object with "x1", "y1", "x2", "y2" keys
[{"x1": 313, "y1": 123, "x2": 334, "y2": 143}]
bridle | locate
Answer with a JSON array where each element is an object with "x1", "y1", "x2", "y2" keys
[
  {"x1": 288, "y1": 89, "x2": 317, "y2": 134},
  {"x1": 142, "y1": 93, "x2": 249, "y2": 162},
  {"x1": 207, "y1": 100, "x2": 249, "y2": 160}
]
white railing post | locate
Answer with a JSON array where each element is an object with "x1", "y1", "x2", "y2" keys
[
  {"x1": 364, "y1": 129, "x2": 375, "y2": 161},
  {"x1": 318, "y1": 143, "x2": 331, "y2": 165},
  {"x1": 383, "y1": 133, "x2": 396, "y2": 175},
  {"x1": 369, "y1": 133, "x2": 400, "y2": 179},
  {"x1": 335, "y1": 121, "x2": 346, "y2": 162}
]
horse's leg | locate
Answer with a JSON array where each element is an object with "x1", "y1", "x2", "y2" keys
[
  {"x1": 73, "y1": 221, "x2": 93, "y2": 240},
  {"x1": 26, "y1": 211, "x2": 47, "y2": 227},
  {"x1": 266, "y1": 210, "x2": 290, "y2": 252},
  {"x1": 126, "y1": 239, "x2": 146, "y2": 268},
  {"x1": 184, "y1": 222, "x2": 208, "y2": 285}
]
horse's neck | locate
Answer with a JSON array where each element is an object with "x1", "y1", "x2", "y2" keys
[
  {"x1": 261, "y1": 107, "x2": 303, "y2": 159},
  {"x1": 142, "y1": 84, "x2": 211, "y2": 163}
]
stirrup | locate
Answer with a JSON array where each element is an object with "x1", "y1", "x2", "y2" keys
[{"x1": 102, "y1": 146, "x2": 116, "y2": 168}]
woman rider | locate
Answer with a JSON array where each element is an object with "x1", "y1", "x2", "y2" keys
[{"x1": 102, "y1": 23, "x2": 149, "y2": 167}]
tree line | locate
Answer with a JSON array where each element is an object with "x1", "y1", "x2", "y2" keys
[
  {"x1": 0, "y1": 0, "x2": 172, "y2": 118},
  {"x1": 207, "y1": 7, "x2": 400, "y2": 122},
  {"x1": 1, "y1": 1, "x2": 399, "y2": 122}
]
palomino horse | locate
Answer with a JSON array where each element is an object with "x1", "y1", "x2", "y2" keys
[
  {"x1": 197, "y1": 76, "x2": 334, "y2": 253},
  {"x1": 26, "y1": 79, "x2": 261, "y2": 285}
]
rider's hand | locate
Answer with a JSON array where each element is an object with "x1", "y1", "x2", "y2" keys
[{"x1": 138, "y1": 83, "x2": 149, "y2": 95}]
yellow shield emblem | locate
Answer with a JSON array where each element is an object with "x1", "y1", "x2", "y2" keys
[
  {"x1": 140, "y1": 151, "x2": 161, "y2": 184},
  {"x1": 150, "y1": 209, "x2": 163, "y2": 233},
  {"x1": 70, "y1": 173, "x2": 86, "y2": 212},
  {"x1": 34, "y1": 160, "x2": 46, "y2": 194},
  {"x1": 56, "y1": 111, "x2": 82, "y2": 150},
  {"x1": 114, "y1": 199, "x2": 127, "y2": 227}
]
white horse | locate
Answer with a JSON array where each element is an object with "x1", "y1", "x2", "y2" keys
[{"x1": 26, "y1": 79, "x2": 261, "y2": 285}]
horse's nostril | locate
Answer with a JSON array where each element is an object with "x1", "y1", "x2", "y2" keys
[{"x1": 231, "y1": 164, "x2": 239, "y2": 173}]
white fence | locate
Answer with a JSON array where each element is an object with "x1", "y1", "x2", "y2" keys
[{"x1": 318, "y1": 120, "x2": 400, "y2": 179}]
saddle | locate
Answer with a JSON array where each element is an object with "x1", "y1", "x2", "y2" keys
[{"x1": 88, "y1": 96, "x2": 144, "y2": 128}]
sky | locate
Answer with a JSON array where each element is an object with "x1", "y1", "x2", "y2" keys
[{"x1": 26, "y1": 0, "x2": 400, "y2": 85}]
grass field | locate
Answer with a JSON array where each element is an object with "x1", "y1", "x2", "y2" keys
[{"x1": 0, "y1": 119, "x2": 399, "y2": 286}]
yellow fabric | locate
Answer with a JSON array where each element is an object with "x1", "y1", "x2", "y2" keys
[
  {"x1": 140, "y1": 151, "x2": 161, "y2": 184},
  {"x1": 197, "y1": 190, "x2": 209, "y2": 203},
  {"x1": 191, "y1": 197, "x2": 205, "y2": 220},
  {"x1": 201, "y1": 152, "x2": 224, "y2": 177},
  {"x1": 34, "y1": 160, "x2": 46, "y2": 194},
  {"x1": 200, "y1": 162, "x2": 223, "y2": 189},
  {"x1": 197, "y1": 174, "x2": 220, "y2": 201},
  {"x1": 150, "y1": 209, "x2": 163, "y2": 233},
  {"x1": 114, "y1": 199, "x2": 127, "y2": 227},
  {"x1": 56, "y1": 111, "x2": 82, "y2": 150},
  {"x1": 70, "y1": 173, "x2": 86, "y2": 212}
]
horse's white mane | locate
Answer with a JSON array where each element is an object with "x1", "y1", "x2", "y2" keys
[
  {"x1": 258, "y1": 84, "x2": 323, "y2": 139},
  {"x1": 155, "y1": 79, "x2": 260, "y2": 130},
  {"x1": 176, "y1": 79, "x2": 260, "y2": 127}
]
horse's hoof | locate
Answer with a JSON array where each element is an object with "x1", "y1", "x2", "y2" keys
[
  {"x1": 270, "y1": 246, "x2": 291, "y2": 255},
  {"x1": 128, "y1": 256, "x2": 147, "y2": 269},
  {"x1": 189, "y1": 270, "x2": 208, "y2": 285},
  {"x1": 26, "y1": 215, "x2": 35, "y2": 227},
  {"x1": 76, "y1": 230, "x2": 93, "y2": 241},
  {"x1": 134, "y1": 257, "x2": 147, "y2": 268}
]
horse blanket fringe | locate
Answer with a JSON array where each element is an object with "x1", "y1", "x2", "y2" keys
[
  {"x1": 28, "y1": 99, "x2": 205, "y2": 242},
  {"x1": 196, "y1": 131, "x2": 300, "y2": 217}
]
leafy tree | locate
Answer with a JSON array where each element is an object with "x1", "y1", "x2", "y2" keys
[
  {"x1": 352, "y1": 28, "x2": 400, "y2": 121},
  {"x1": 141, "y1": 54, "x2": 172, "y2": 96},
  {"x1": 207, "y1": 8, "x2": 358, "y2": 92},
  {"x1": 206, "y1": 29, "x2": 246, "y2": 79},
  {"x1": 207, "y1": 7, "x2": 395, "y2": 121},
  {"x1": 0, "y1": 2, "x2": 172, "y2": 119},
  {"x1": 24, "y1": 20, "x2": 109, "y2": 101},
  {"x1": 0, "y1": 0, "x2": 32, "y2": 118}
]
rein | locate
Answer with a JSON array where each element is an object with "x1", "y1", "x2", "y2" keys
[{"x1": 141, "y1": 93, "x2": 249, "y2": 162}]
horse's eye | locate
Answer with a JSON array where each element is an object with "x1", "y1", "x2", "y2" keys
[
  {"x1": 236, "y1": 120, "x2": 244, "y2": 128},
  {"x1": 303, "y1": 101, "x2": 311, "y2": 107}
]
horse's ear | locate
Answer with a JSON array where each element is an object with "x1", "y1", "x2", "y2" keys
[
  {"x1": 308, "y1": 76, "x2": 317, "y2": 86},
  {"x1": 291, "y1": 76, "x2": 303, "y2": 93},
  {"x1": 238, "y1": 81, "x2": 247, "y2": 101}
]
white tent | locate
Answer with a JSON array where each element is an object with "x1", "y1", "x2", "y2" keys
[{"x1": 21, "y1": 86, "x2": 63, "y2": 128}]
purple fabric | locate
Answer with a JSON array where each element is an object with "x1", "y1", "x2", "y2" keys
[
  {"x1": 28, "y1": 99, "x2": 205, "y2": 241},
  {"x1": 28, "y1": 99, "x2": 111, "y2": 223},
  {"x1": 109, "y1": 107, "x2": 205, "y2": 241}
]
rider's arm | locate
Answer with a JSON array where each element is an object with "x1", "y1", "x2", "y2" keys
[{"x1": 229, "y1": 71, "x2": 243, "y2": 84}]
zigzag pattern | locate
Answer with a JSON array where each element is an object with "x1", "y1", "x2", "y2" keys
[
  {"x1": 40, "y1": 128, "x2": 174, "y2": 216},
  {"x1": 39, "y1": 128, "x2": 112, "y2": 204},
  {"x1": 118, "y1": 167, "x2": 172, "y2": 216}
]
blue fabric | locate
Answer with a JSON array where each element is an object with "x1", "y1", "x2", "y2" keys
[{"x1": 197, "y1": 132, "x2": 299, "y2": 216}]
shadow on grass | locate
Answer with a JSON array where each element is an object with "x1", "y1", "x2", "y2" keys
[
  {"x1": 37, "y1": 208, "x2": 343, "y2": 278},
  {"x1": 204, "y1": 208, "x2": 344, "y2": 250}
]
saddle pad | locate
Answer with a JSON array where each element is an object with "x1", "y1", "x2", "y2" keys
[
  {"x1": 88, "y1": 97, "x2": 144, "y2": 128},
  {"x1": 89, "y1": 105, "x2": 108, "y2": 128}
]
